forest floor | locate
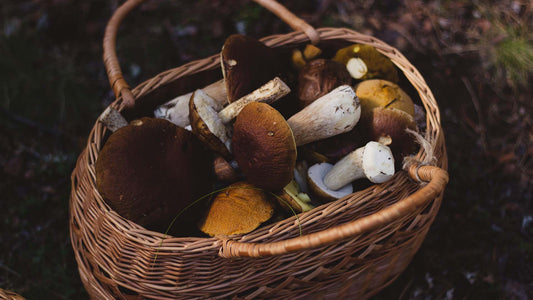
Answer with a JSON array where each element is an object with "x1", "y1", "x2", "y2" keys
[{"x1": 1, "y1": 0, "x2": 531, "y2": 299}]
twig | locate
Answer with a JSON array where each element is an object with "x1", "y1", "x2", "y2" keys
[
  {"x1": 461, "y1": 76, "x2": 488, "y2": 153},
  {"x1": 399, "y1": 278, "x2": 413, "y2": 300},
  {"x1": 0, "y1": 262, "x2": 21, "y2": 277},
  {"x1": 1, "y1": 108, "x2": 63, "y2": 137}
]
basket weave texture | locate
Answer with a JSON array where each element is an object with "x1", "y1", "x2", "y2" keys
[
  {"x1": 69, "y1": 1, "x2": 449, "y2": 299},
  {"x1": 0, "y1": 289, "x2": 25, "y2": 300}
]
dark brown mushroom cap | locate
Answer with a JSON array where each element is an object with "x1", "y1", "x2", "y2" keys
[
  {"x1": 298, "y1": 59, "x2": 352, "y2": 108},
  {"x1": 213, "y1": 156, "x2": 239, "y2": 184},
  {"x1": 232, "y1": 102, "x2": 297, "y2": 191},
  {"x1": 221, "y1": 34, "x2": 285, "y2": 103},
  {"x1": 199, "y1": 181, "x2": 274, "y2": 237},
  {"x1": 95, "y1": 117, "x2": 213, "y2": 234},
  {"x1": 302, "y1": 126, "x2": 369, "y2": 163},
  {"x1": 368, "y1": 107, "x2": 419, "y2": 165}
]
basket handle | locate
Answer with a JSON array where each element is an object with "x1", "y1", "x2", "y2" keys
[
  {"x1": 103, "y1": 0, "x2": 320, "y2": 108},
  {"x1": 219, "y1": 164, "x2": 449, "y2": 258}
]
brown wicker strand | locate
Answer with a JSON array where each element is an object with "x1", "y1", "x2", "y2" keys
[
  {"x1": 70, "y1": 1, "x2": 448, "y2": 299},
  {"x1": 219, "y1": 165, "x2": 448, "y2": 258}
]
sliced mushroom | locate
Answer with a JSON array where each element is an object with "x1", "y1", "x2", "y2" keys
[
  {"x1": 355, "y1": 79, "x2": 415, "y2": 120},
  {"x1": 95, "y1": 117, "x2": 213, "y2": 234},
  {"x1": 276, "y1": 179, "x2": 314, "y2": 213},
  {"x1": 189, "y1": 89, "x2": 232, "y2": 158},
  {"x1": 287, "y1": 85, "x2": 361, "y2": 146},
  {"x1": 218, "y1": 77, "x2": 290, "y2": 124},
  {"x1": 232, "y1": 102, "x2": 297, "y2": 191},
  {"x1": 324, "y1": 141, "x2": 395, "y2": 191},
  {"x1": 307, "y1": 162, "x2": 353, "y2": 202},
  {"x1": 333, "y1": 44, "x2": 398, "y2": 83},
  {"x1": 154, "y1": 79, "x2": 227, "y2": 128},
  {"x1": 199, "y1": 182, "x2": 275, "y2": 236},
  {"x1": 298, "y1": 59, "x2": 352, "y2": 108},
  {"x1": 221, "y1": 34, "x2": 284, "y2": 103}
]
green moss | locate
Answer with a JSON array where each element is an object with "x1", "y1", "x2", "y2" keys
[{"x1": 492, "y1": 36, "x2": 533, "y2": 88}]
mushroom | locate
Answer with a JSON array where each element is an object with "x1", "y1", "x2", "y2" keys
[
  {"x1": 367, "y1": 107, "x2": 419, "y2": 165},
  {"x1": 294, "y1": 160, "x2": 309, "y2": 194},
  {"x1": 232, "y1": 85, "x2": 360, "y2": 191},
  {"x1": 218, "y1": 77, "x2": 291, "y2": 124},
  {"x1": 221, "y1": 34, "x2": 285, "y2": 103},
  {"x1": 154, "y1": 79, "x2": 227, "y2": 128},
  {"x1": 323, "y1": 141, "x2": 395, "y2": 191},
  {"x1": 291, "y1": 44, "x2": 323, "y2": 69},
  {"x1": 333, "y1": 44, "x2": 399, "y2": 83},
  {"x1": 189, "y1": 89, "x2": 232, "y2": 158},
  {"x1": 95, "y1": 117, "x2": 213, "y2": 234},
  {"x1": 276, "y1": 179, "x2": 314, "y2": 213},
  {"x1": 199, "y1": 182, "x2": 275, "y2": 236},
  {"x1": 213, "y1": 156, "x2": 239, "y2": 184},
  {"x1": 307, "y1": 162, "x2": 353, "y2": 202},
  {"x1": 297, "y1": 59, "x2": 352, "y2": 108},
  {"x1": 301, "y1": 127, "x2": 369, "y2": 164},
  {"x1": 98, "y1": 106, "x2": 128, "y2": 132},
  {"x1": 231, "y1": 102, "x2": 297, "y2": 191},
  {"x1": 287, "y1": 85, "x2": 361, "y2": 146},
  {"x1": 355, "y1": 79, "x2": 415, "y2": 120}
]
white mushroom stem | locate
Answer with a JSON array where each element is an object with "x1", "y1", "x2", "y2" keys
[
  {"x1": 324, "y1": 141, "x2": 395, "y2": 190},
  {"x1": 98, "y1": 106, "x2": 128, "y2": 132},
  {"x1": 308, "y1": 163, "x2": 353, "y2": 201},
  {"x1": 154, "y1": 79, "x2": 227, "y2": 127},
  {"x1": 346, "y1": 57, "x2": 368, "y2": 79},
  {"x1": 218, "y1": 77, "x2": 291, "y2": 124},
  {"x1": 287, "y1": 85, "x2": 361, "y2": 146}
]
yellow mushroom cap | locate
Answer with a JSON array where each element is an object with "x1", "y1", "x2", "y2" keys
[
  {"x1": 199, "y1": 182, "x2": 274, "y2": 236},
  {"x1": 355, "y1": 79, "x2": 415, "y2": 120}
]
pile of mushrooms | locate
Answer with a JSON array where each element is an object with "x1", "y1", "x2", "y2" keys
[{"x1": 96, "y1": 35, "x2": 423, "y2": 237}]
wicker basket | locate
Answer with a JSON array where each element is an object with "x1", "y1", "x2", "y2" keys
[
  {"x1": 0, "y1": 289, "x2": 25, "y2": 300},
  {"x1": 69, "y1": 0, "x2": 449, "y2": 299}
]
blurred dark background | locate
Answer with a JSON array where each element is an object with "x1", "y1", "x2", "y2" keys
[{"x1": 1, "y1": 0, "x2": 531, "y2": 299}]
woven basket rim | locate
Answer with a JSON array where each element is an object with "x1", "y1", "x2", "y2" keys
[{"x1": 70, "y1": 26, "x2": 448, "y2": 299}]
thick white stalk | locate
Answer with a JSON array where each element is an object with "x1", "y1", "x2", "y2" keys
[
  {"x1": 287, "y1": 85, "x2": 361, "y2": 146},
  {"x1": 218, "y1": 77, "x2": 290, "y2": 124},
  {"x1": 323, "y1": 147, "x2": 365, "y2": 190}
]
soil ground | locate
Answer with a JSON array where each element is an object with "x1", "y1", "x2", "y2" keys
[{"x1": 1, "y1": 0, "x2": 531, "y2": 299}]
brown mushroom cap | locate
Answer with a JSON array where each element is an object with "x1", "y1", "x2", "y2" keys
[
  {"x1": 232, "y1": 102, "x2": 297, "y2": 191},
  {"x1": 95, "y1": 117, "x2": 212, "y2": 234},
  {"x1": 301, "y1": 126, "x2": 369, "y2": 164},
  {"x1": 199, "y1": 182, "x2": 275, "y2": 236},
  {"x1": 368, "y1": 107, "x2": 419, "y2": 165},
  {"x1": 355, "y1": 79, "x2": 415, "y2": 120},
  {"x1": 298, "y1": 59, "x2": 352, "y2": 108},
  {"x1": 221, "y1": 34, "x2": 284, "y2": 103},
  {"x1": 213, "y1": 155, "x2": 239, "y2": 184}
]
